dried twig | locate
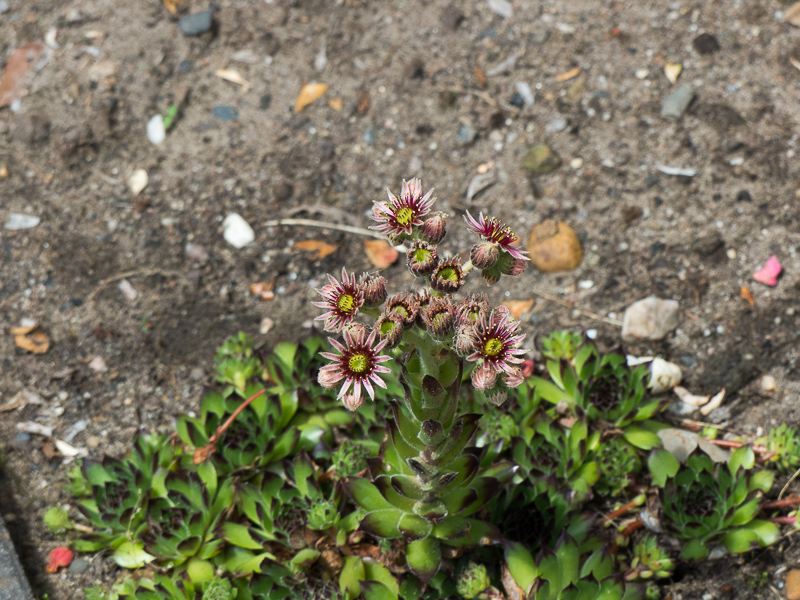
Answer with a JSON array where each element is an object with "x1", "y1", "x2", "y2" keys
[
  {"x1": 531, "y1": 288, "x2": 623, "y2": 327},
  {"x1": 780, "y1": 466, "x2": 800, "y2": 500},
  {"x1": 761, "y1": 496, "x2": 800, "y2": 511},
  {"x1": 85, "y1": 269, "x2": 179, "y2": 303},
  {"x1": 263, "y1": 217, "x2": 387, "y2": 241},
  {"x1": 192, "y1": 388, "x2": 267, "y2": 464},
  {"x1": 601, "y1": 497, "x2": 643, "y2": 524}
]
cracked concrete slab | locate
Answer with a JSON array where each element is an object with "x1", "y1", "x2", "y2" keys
[{"x1": 0, "y1": 516, "x2": 34, "y2": 600}]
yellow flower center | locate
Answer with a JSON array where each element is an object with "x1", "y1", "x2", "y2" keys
[
  {"x1": 337, "y1": 294, "x2": 356, "y2": 313},
  {"x1": 484, "y1": 338, "x2": 504, "y2": 357},
  {"x1": 437, "y1": 267, "x2": 460, "y2": 282},
  {"x1": 396, "y1": 206, "x2": 415, "y2": 226},
  {"x1": 413, "y1": 248, "x2": 430, "y2": 263},
  {"x1": 348, "y1": 353, "x2": 369, "y2": 373}
]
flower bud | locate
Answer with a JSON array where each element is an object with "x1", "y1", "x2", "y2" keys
[
  {"x1": 422, "y1": 297, "x2": 454, "y2": 340},
  {"x1": 454, "y1": 325, "x2": 475, "y2": 357},
  {"x1": 406, "y1": 241, "x2": 439, "y2": 277},
  {"x1": 342, "y1": 393, "x2": 363, "y2": 412},
  {"x1": 318, "y1": 368, "x2": 341, "y2": 390},
  {"x1": 359, "y1": 273, "x2": 388, "y2": 306},
  {"x1": 419, "y1": 211, "x2": 447, "y2": 244},
  {"x1": 430, "y1": 257, "x2": 464, "y2": 294},
  {"x1": 470, "y1": 241, "x2": 499, "y2": 269},
  {"x1": 471, "y1": 362, "x2": 497, "y2": 392},
  {"x1": 455, "y1": 293, "x2": 490, "y2": 326},
  {"x1": 503, "y1": 366, "x2": 525, "y2": 389},
  {"x1": 481, "y1": 265, "x2": 501, "y2": 286},
  {"x1": 496, "y1": 251, "x2": 527, "y2": 276},
  {"x1": 385, "y1": 293, "x2": 419, "y2": 326},
  {"x1": 374, "y1": 312, "x2": 404, "y2": 347},
  {"x1": 486, "y1": 389, "x2": 508, "y2": 406}
]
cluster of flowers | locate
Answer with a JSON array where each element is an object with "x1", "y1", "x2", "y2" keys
[{"x1": 314, "y1": 178, "x2": 528, "y2": 411}]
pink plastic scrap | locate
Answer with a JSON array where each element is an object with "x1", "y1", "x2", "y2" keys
[{"x1": 753, "y1": 255, "x2": 782, "y2": 287}]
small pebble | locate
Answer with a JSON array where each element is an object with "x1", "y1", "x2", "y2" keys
[
  {"x1": 147, "y1": 114, "x2": 166, "y2": 145},
  {"x1": 259, "y1": 317, "x2": 275, "y2": 334},
  {"x1": 118, "y1": 279, "x2": 138, "y2": 301},
  {"x1": 86, "y1": 436, "x2": 101, "y2": 449},
  {"x1": 761, "y1": 375, "x2": 777, "y2": 391},
  {"x1": 545, "y1": 118, "x2": 567, "y2": 133},
  {"x1": 68, "y1": 559, "x2": 91, "y2": 575},
  {"x1": 569, "y1": 157, "x2": 583, "y2": 169},
  {"x1": 586, "y1": 329, "x2": 597, "y2": 339},
  {"x1": 14, "y1": 432, "x2": 30, "y2": 444},
  {"x1": 660, "y1": 85, "x2": 694, "y2": 121},
  {"x1": 692, "y1": 32, "x2": 720, "y2": 55},
  {"x1": 635, "y1": 69, "x2": 649, "y2": 79},
  {"x1": 88, "y1": 356, "x2": 108, "y2": 373},
  {"x1": 522, "y1": 144, "x2": 562, "y2": 176},
  {"x1": 736, "y1": 190, "x2": 752, "y2": 202},
  {"x1": 179, "y1": 11, "x2": 213, "y2": 36},
  {"x1": 514, "y1": 82, "x2": 535, "y2": 106},
  {"x1": 622, "y1": 297, "x2": 680, "y2": 342},
  {"x1": 4, "y1": 213, "x2": 41, "y2": 230},
  {"x1": 786, "y1": 569, "x2": 800, "y2": 600},
  {"x1": 213, "y1": 106, "x2": 239, "y2": 121},
  {"x1": 222, "y1": 213, "x2": 255, "y2": 249},
  {"x1": 177, "y1": 59, "x2": 194, "y2": 73},
  {"x1": 729, "y1": 156, "x2": 744, "y2": 166},
  {"x1": 456, "y1": 123, "x2": 477, "y2": 144},
  {"x1": 185, "y1": 243, "x2": 210, "y2": 262},
  {"x1": 509, "y1": 92, "x2": 525, "y2": 108},
  {"x1": 578, "y1": 280, "x2": 594, "y2": 290},
  {"x1": 0, "y1": 1, "x2": 9, "y2": 14},
  {"x1": 487, "y1": 0, "x2": 513, "y2": 18}
]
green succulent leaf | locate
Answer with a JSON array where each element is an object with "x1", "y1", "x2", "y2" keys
[
  {"x1": 648, "y1": 448, "x2": 680, "y2": 487},
  {"x1": 622, "y1": 425, "x2": 662, "y2": 450},
  {"x1": 113, "y1": 541, "x2": 156, "y2": 569},
  {"x1": 405, "y1": 537, "x2": 441, "y2": 582},
  {"x1": 505, "y1": 541, "x2": 537, "y2": 594},
  {"x1": 340, "y1": 555, "x2": 365, "y2": 600}
]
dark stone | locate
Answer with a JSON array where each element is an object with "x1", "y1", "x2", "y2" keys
[
  {"x1": 178, "y1": 11, "x2": 213, "y2": 36},
  {"x1": 692, "y1": 103, "x2": 746, "y2": 129},
  {"x1": 259, "y1": 94, "x2": 272, "y2": 110},
  {"x1": 274, "y1": 181, "x2": 294, "y2": 203},
  {"x1": 68, "y1": 559, "x2": 91, "y2": 575},
  {"x1": 645, "y1": 174, "x2": 660, "y2": 188},
  {"x1": 439, "y1": 90, "x2": 458, "y2": 108},
  {"x1": 415, "y1": 123, "x2": 435, "y2": 136},
  {"x1": 212, "y1": 105, "x2": 238, "y2": 121},
  {"x1": 177, "y1": 59, "x2": 194, "y2": 73},
  {"x1": 509, "y1": 92, "x2": 525, "y2": 108},
  {"x1": 406, "y1": 58, "x2": 425, "y2": 79},
  {"x1": 439, "y1": 4, "x2": 465, "y2": 30},
  {"x1": 621, "y1": 205, "x2": 643, "y2": 223},
  {"x1": 653, "y1": 196, "x2": 663, "y2": 206},
  {"x1": 489, "y1": 111, "x2": 505, "y2": 129},
  {"x1": 736, "y1": 190, "x2": 752, "y2": 202},
  {"x1": 13, "y1": 432, "x2": 30, "y2": 444},
  {"x1": 692, "y1": 232, "x2": 725, "y2": 257},
  {"x1": 650, "y1": 243, "x2": 666, "y2": 256},
  {"x1": 693, "y1": 33, "x2": 720, "y2": 55}
]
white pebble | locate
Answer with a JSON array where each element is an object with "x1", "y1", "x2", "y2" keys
[
  {"x1": 729, "y1": 156, "x2": 744, "y2": 166},
  {"x1": 4, "y1": 213, "x2": 41, "y2": 230},
  {"x1": 578, "y1": 280, "x2": 594, "y2": 289},
  {"x1": 761, "y1": 375, "x2": 777, "y2": 391},
  {"x1": 618, "y1": 242, "x2": 629, "y2": 251},
  {"x1": 570, "y1": 157, "x2": 583, "y2": 169},
  {"x1": 586, "y1": 329, "x2": 597, "y2": 339},
  {"x1": 635, "y1": 69, "x2": 649, "y2": 80},
  {"x1": 222, "y1": 213, "x2": 255, "y2": 248},
  {"x1": 128, "y1": 168, "x2": 149, "y2": 196},
  {"x1": 118, "y1": 279, "x2": 138, "y2": 301},
  {"x1": 514, "y1": 81, "x2": 535, "y2": 106},
  {"x1": 726, "y1": 249, "x2": 736, "y2": 259},
  {"x1": 259, "y1": 317, "x2": 274, "y2": 334},
  {"x1": 147, "y1": 114, "x2": 166, "y2": 145}
]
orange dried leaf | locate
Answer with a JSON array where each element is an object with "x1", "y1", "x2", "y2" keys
[
  {"x1": 0, "y1": 42, "x2": 44, "y2": 108},
  {"x1": 502, "y1": 299, "x2": 535, "y2": 319},
  {"x1": 163, "y1": 0, "x2": 186, "y2": 14},
  {"x1": 740, "y1": 286, "x2": 755, "y2": 307},
  {"x1": 294, "y1": 239, "x2": 338, "y2": 259},
  {"x1": 14, "y1": 327, "x2": 50, "y2": 354},
  {"x1": 249, "y1": 282, "x2": 275, "y2": 300},
  {"x1": 364, "y1": 240, "x2": 399, "y2": 269},
  {"x1": 328, "y1": 98, "x2": 344, "y2": 111},
  {"x1": 556, "y1": 66, "x2": 582, "y2": 82},
  {"x1": 46, "y1": 547, "x2": 74, "y2": 573},
  {"x1": 294, "y1": 83, "x2": 328, "y2": 112},
  {"x1": 787, "y1": 2, "x2": 800, "y2": 27},
  {"x1": 474, "y1": 65, "x2": 488, "y2": 89},
  {"x1": 9, "y1": 322, "x2": 38, "y2": 336}
]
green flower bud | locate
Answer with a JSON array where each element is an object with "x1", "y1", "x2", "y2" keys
[{"x1": 456, "y1": 562, "x2": 491, "y2": 599}]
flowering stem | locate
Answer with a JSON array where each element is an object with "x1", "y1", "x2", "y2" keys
[
  {"x1": 193, "y1": 388, "x2": 267, "y2": 464},
  {"x1": 760, "y1": 496, "x2": 800, "y2": 510},
  {"x1": 461, "y1": 258, "x2": 475, "y2": 275}
]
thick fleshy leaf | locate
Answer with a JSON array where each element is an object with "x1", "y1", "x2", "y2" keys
[
  {"x1": 388, "y1": 475, "x2": 424, "y2": 501},
  {"x1": 340, "y1": 555, "x2": 365, "y2": 600},
  {"x1": 406, "y1": 537, "x2": 441, "y2": 582},
  {"x1": 749, "y1": 519, "x2": 781, "y2": 546},
  {"x1": 648, "y1": 448, "x2": 680, "y2": 487},
  {"x1": 505, "y1": 541, "x2": 537, "y2": 594},
  {"x1": 113, "y1": 541, "x2": 155, "y2": 569},
  {"x1": 360, "y1": 581, "x2": 398, "y2": 600},
  {"x1": 398, "y1": 513, "x2": 434, "y2": 540},
  {"x1": 375, "y1": 477, "x2": 416, "y2": 512},
  {"x1": 430, "y1": 516, "x2": 470, "y2": 540},
  {"x1": 729, "y1": 446, "x2": 755, "y2": 476},
  {"x1": 749, "y1": 470, "x2": 774, "y2": 494},
  {"x1": 444, "y1": 519, "x2": 502, "y2": 547},
  {"x1": 343, "y1": 478, "x2": 395, "y2": 512},
  {"x1": 679, "y1": 538, "x2": 709, "y2": 560},
  {"x1": 360, "y1": 509, "x2": 403, "y2": 539},
  {"x1": 723, "y1": 528, "x2": 759, "y2": 553},
  {"x1": 220, "y1": 523, "x2": 265, "y2": 550},
  {"x1": 622, "y1": 425, "x2": 662, "y2": 450},
  {"x1": 291, "y1": 548, "x2": 320, "y2": 570},
  {"x1": 363, "y1": 561, "x2": 400, "y2": 594}
]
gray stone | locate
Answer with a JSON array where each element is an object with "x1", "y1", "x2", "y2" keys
[
  {"x1": 13, "y1": 432, "x2": 30, "y2": 444},
  {"x1": 178, "y1": 11, "x2": 213, "y2": 36},
  {"x1": 621, "y1": 297, "x2": 680, "y2": 342},
  {"x1": 660, "y1": 85, "x2": 694, "y2": 121},
  {"x1": 212, "y1": 106, "x2": 238, "y2": 121},
  {"x1": 68, "y1": 558, "x2": 91, "y2": 575},
  {"x1": 456, "y1": 123, "x2": 477, "y2": 144},
  {"x1": 0, "y1": 516, "x2": 35, "y2": 600},
  {"x1": 0, "y1": 1, "x2": 8, "y2": 14}
]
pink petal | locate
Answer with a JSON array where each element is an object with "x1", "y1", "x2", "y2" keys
[
  {"x1": 753, "y1": 255, "x2": 782, "y2": 287},
  {"x1": 363, "y1": 378, "x2": 375, "y2": 400},
  {"x1": 370, "y1": 373, "x2": 388, "y2": 388}
]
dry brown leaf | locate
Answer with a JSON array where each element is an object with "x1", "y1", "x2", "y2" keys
[
  {"x1": 0, "y1": 42, "x2": 45, "y2": 108},
  {"x1": 163, "y1": 0, "x2": 186, "y2": 15},
  {"x1": 14, "y1": 326, "x2": 50, "y2": 354},
  {"x1": 740, "y1": 286, "x2": 755, "y2": 307},
  {"x1": 294, "y1": 82, "x2": 328, "y2": 112},
  {"x1": 787, "y1": 2, "x2": 800, "y2": 27},
  {"x1": 328, "y1": 98, "x2": 344, "y2": 111},
  {"x1": 10, "y1": 322, "x2": 38, "y2": 336},
  {"x1": 664, "y1": 62, "x2": 682, "y2": 84},
  {"x1": 294, "y1": 239, "x2": 338, "y2": 259},
  {"x1": 502, "y1": 299, "x2": 535, "y2": 319},
  {"x1": 364, "y1": 240, "x2": 399, "y2": 269},
  {"x1": 0, "y1": 166, "x2": 8, "y2": 178},
  {"x1": 215, "y1": 68, "x2": 251, "y2": 89},
  {"x1": 474, "y1": 65, "x2": 488, "y2": 89},
  {"x1": 357, "y1": 89, "x2": 371, "y2": 114},
  {"x1": 556, "y1": 66, "x2": 582, "y2": 82}
]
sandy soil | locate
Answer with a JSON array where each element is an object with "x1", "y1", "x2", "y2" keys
[{"x1": 1, "y1": 0, "x2": 800, "y2": 598}]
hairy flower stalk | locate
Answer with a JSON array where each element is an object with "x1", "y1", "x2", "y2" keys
[{"x1": 315, "y1": 178, "x2": 527, "y2": 581}]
